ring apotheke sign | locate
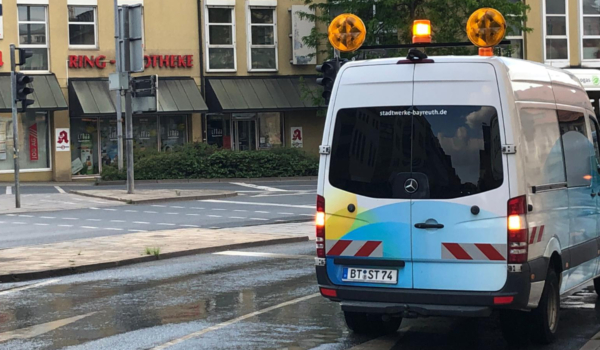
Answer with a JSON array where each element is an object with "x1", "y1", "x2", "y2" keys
[{"x1": 68, "y1": 54, "x2": 193, "y2": 69}]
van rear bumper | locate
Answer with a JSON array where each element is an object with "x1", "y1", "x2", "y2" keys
[{"x1": 316, "y1": 260, "x2": 537, "y2": 316}]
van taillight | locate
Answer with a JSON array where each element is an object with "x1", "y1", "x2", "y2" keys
[
  {"x1": 507, "y1": 195, "x2": 528, "y2": 264},
  {"x1": 316, "y1": 195, "x2": 326, "y2": 258}
]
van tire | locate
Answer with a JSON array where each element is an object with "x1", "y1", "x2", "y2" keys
[
  {"x1": 530, "y1": 269, "x2": 560, "y2": 344},
  {"x1": 343, "y1": 311, "x2": 402, "y2": 335},
  {"x1": 593, "y1": 277, "x2": 600, "y2": 295}
]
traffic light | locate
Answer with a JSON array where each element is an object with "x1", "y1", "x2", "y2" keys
[
  {"x1": 15, "y1": 73, "x2": 34, "y2": 112},
  {"x1": 316, "y1": 58, "x2": 348, "y2": 103},
  {"x1": 17, "y1": 48, "x2": 33, "y2": 67}
]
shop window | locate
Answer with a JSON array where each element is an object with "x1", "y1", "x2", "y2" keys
[
  {"x1": 17, "y1": 5, "x2": 49, "y2": 71},
  {"x1": 68, "y1": 6, "x2": 97, "y2": 48},
  {"x1": 161, "y1": 116, "x2": 187, "y2": 151},
  {"x1": 207, "y1": 114, "x2": 231, "y2": 149},
  {"x1": 583, "y1": 0, "x2": 600, "y2": 60},
  {"x1": 71, "y1": 118, "x2": 99, "y2": 175},
  {"x1": 247, "y1": 7, "x2": 277, "y2": 71},
  {"x1": 0, "y1": 111, "x2": 50, "y2": 173},
  {"x1": 134, "y1": 117, "x2": 158, "y2": 152},
  {"x1": 544, "y1": 0, "x2": 568, "y2": 62},
  {"x1": 206, "y1": 7, "x2": 236, "y2": 71},
  {"x1": 100, "y1": 118, "x2": 121, "y2": 167},
  {"x1": 258, "y1": 112, "x2": 282, "y2": 149}
]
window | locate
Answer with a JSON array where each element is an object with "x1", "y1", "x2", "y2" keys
[
  {"x1": 248, "y1": 7, "x2": 277, "y2": 71},
  {"x1": 583, "y1": 0, "x2": 600, "y2": 60},
  {"x1": 544, "y1": 0, "x2": 568, "y2": 62},
  {"x1": 505, "y1": 21, "x2": 524, "y2": 59},
  {"x1": 160, "y1": 116, "x2": 187, "y2": 151},
  {"x1": 68, "y1": 6, "x2": 97, "y2": 48},
  {"x1": 589, "y1": 116, "x2": 600, "y2": 173},
  {"x1": 206, "y1": 7, "x2": 236, "y2": 71},
  {"x1": 558, "y1": 110, "x2": 592, "y2": 187},
  {"x1": 257, "y1": 112, "x2": 282, "y2": 149},
  {"x1": 17, "y1": 5, "x2": 49, "y2": 71},
  {"x1": 329, "y1": 106, "x2": 503, "y2": 199},
  {"x1": 0, "y1": 112, "x2": 50, "y2": 173}
]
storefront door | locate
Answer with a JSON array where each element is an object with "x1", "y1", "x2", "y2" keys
[{"x1": 233, "y1": 120, "x2": 256, "y2": 151}]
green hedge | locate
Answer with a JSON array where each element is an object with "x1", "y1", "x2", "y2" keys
[{"x1": 101, "y1": 143, "x2": 319, "y2": 181}]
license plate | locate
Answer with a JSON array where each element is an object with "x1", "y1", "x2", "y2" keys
[{"x1": 342, "y1": 267, "x2": 398, "y2": 284}]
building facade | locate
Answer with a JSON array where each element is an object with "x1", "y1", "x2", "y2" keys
[{"x1": 0, "y1": 0, "x2": 206, "y2": 182}]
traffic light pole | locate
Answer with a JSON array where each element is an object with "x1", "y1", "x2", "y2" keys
[
  {"x1": 122, "y1": 8, "x2": 135, "y2": 194},
  {"x1": 9, "y1": 44, "x2": 20, "y2": 208},
  {"x1": 114, "y1": 0, "x2": 124, "y2": 172}
]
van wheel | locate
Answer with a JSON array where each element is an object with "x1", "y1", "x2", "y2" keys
[
  {"x1": 343, "y1": 311, "x2": 402, "y2": 335},
  {"x1": 530, "y1": 269, "x2": 560, "y2": 344},
  {"x1": 593, "y1": 277, "x2": 600, "y2": 295},
  {"x1": 499, "y1": 310, "x2": 530, "y2": 345}
]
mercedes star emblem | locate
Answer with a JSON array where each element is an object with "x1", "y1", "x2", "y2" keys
[{"x1": 404, "y1": 178, "x2": 419, "y2": 194}]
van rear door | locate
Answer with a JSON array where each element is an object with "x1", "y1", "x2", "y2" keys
[{"x1": 410, "y1": 63, "x2": 510, "y2": 291}]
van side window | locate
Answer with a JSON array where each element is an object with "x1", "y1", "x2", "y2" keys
[
  {"x1": 558, "y1": 110, "x2": 592, "y2": 188},
  {"x1": 519, "y1": 108, "x2": 566, "y2": 190},
  {"x1": 589, "y1": 117, "x2": 600, "y2": 174}
]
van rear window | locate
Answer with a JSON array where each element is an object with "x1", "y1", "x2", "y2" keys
[{"x1": 328, "y1": 106, "x2": 504, "y2": 199}]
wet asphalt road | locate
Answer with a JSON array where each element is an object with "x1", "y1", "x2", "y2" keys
[{"x1": 1, "y1": 241, "x2": 600, "y2": 350}]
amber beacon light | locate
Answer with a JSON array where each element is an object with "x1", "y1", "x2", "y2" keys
[
  {"x1": 412, "y1": 20, "x2": 432, "y2": 44},
  {"x1": 466, "y1": 8, "x2": 506, "y2": 56},
  {"x1": 328, "y1": 14, "x2": 367, "y2": 52}
]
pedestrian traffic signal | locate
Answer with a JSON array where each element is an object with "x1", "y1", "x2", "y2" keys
[
  {"x1": 316, "y1": 58, "x2": 348, "y2": 103},
  {"x1": 15, "y1": 73, "x2": 34, "y2": 112},
  {"x1": 17, "y1": 48, "x2": 33, "y2": 67}
]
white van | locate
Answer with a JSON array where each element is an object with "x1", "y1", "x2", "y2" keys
[{"x1": 315, "y1": 54, "x2": 600, "y2": 344}]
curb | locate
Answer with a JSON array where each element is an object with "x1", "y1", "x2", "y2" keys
[
  {"x1": 95, "y1": 176, "x2": 318, "y2": 186},
  {"x1": 0, "y1": 235, "x2": 309, "y2": 283},
  {"x1": 69, "y1": 190, "x2": 237, "y2": 204}
]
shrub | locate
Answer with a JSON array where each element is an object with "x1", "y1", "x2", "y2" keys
[{"x1": 100, "y1": 145, "x2": 318, "y2": 180}]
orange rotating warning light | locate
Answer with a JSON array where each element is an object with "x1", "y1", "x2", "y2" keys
[
  {"x1": 412, "y1": 20, "x2": 432, "y2": 44},
  {"x1": 466, "y1": 8, "x2": 507, "y2": 48},
  {"x1": 328, "y1": 14, "x2": 367, "y2": 52}
]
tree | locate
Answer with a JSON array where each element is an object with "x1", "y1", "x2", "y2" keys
[{"x1": 301, "y1": 0, "x2": 531, "y2": 59}]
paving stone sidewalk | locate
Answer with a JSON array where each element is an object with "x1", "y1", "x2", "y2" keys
[
  {"x1": 0, "y1": 193, "x2": 124, "y2": 214},
  {"x1": 70, "y1": 189, "x2": 237, "y2": 204},
  {"x1": 0, "y1": 223, "x2": 312, "y2": 283}
]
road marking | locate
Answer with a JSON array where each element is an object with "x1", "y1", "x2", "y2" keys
[
  {"x1": 151, "y1": 293, "x2": 319, "y2": 350},
  {"x1": 103, "y1": 208, "x2": 117, "y2": 211},
  {"x1": 170, "y1": 206, "x2": 184, "y2": 209},
  {"x1": 186, "y1": 214, "x2": 200, "y2": 216},
  {"x1": 134, "y1": 221, "x2": 150, "y2": 224},
  {"x1": 89, "y1": 207, "x2": 99, "y2": 210},
  {"x1": 229, "y1": 217, "x2": 246, "y2": 219},
  {"x1": 212, "y1": 208, "x2": 227, "y2": 211},
  {"x1": 5, "y1": 214, "x2": 16, "y2": 217},
  {"x1": 86, "y1": 219, "x2": 101, "y2": 222},
  {"x1": 105, "y1": 228, "x2": 123, "y2": 231},
  {"x1": 129, "y1": 229, "x2": 147, "y2": 232},
  {"x1": 201, "y1": 200, "x2": 313, "y2": 209},
  {"x1": 63, "y1": 218, "x2": 78, "y2": 220},
  {"x1": 234, "y1": 210, "x2": 247, "y2": 212},
  {"x1": 0, "y1": 279, "x2": 60, "y2": 296},
  {"x1": 58, "y1": 225, "x2": 73, "y2": 227},
  {"x1": 12, "y1": 222, "x2": 26, "y2": 225},
  {"x1": 166, "y1": 212, "x2": 179, "y2": 215},
  {"x1": 18, "y1": 215, "x2": 33, "y2": 218},
  {"x1": 254, "y1": 211, "x2": 270, "y2": 214},
  {"x1": 253, "y1": 191, "x2": 316, "y2": 198},
  {"x1": 191, "y1": 207, "x2": 205, "y2": 210},
  {"x1": 180, "y1": 224, "x2": 199, "y2": 228},
  {"x1": 152, "y1": 205, "x2": 166, "y2": 208},
  {"x1": 250, "y1": 218, "x2": 268, "y2": 221},
  {"x1": 40, "y1": 216, "x2": 56, "y2": 219},
  {"x1": 125, "y1": 210, "x2": 138, "y2": 213},
  {"x1": 0, "y1": 312, "x2": 96, "y2": 343},
  {"x1": 214, "y1": 251, "x2": 314, "y2": 259},
  {"x1": 209, "y1": 226, "x2": 221, "y2": 229},
  {"x1": 157, "y1": 223, "x2": 176, "y2": 226},
  {"x1": 54, "y1": 186, "x2": 66, "y2": 194},
  {"x1": 207, "y1": 215, "x2": 222, "y2": 218},
  {"x1": 34, "y1": 223, "x2": 49, "y2": 226},
  {"x1": 144, "y1": 211, "x2": 158, "y2": 214},
  {"x1": 230, "y1": 182, "x2": 287, "y2": 192},
  {"x1": 277, "y1": 212, "x2": 294, "y2": 215},
  {"x1": 81, "y1": 226, "x2": 98, "y2": 229},
  {"x1": 5, "y1": 186, "x2": 11, "y2": 195},
  {"x1": 110, "y1": 220, "x2": 125, "y2": 223}
]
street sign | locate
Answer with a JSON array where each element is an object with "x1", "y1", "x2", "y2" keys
[
  {"x1": 109, "y1": 72, "x2": 129, "y2": 91},
  {"x1": 131, "y1": 75, "x2": 158, "y2": 113},
  {"x1": 118, "y1": 4, "x2": 144, "y2": 73}
]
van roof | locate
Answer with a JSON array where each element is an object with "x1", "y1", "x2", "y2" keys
[{"x1": 339, "y1": 55, "x2": 592, "y2": 112}]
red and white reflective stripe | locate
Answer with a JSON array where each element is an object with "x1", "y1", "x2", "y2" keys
[
  {"x1": 326, "y1": 240, "x2": 383, "y2": 257},
  {"x1": 442, "y1": 243, "x2": 507, "y2": 261},
  {"x1": 529, "y1": 225, "x2": 545, "y2": 244}
]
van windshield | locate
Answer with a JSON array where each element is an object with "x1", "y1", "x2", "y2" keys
[{"x1": 329, "y1": 106, "x2": 503, "y2": 199}]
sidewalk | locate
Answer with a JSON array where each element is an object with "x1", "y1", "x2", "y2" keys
[
  {"x1": 0, "y1": 222, "x2": 313, "y2": 283},
  {"x1": 0, "y1": 193, "x2": 124, "y2": 215},
  {"x1": 70, "y1": 189, "x2": 236, "y2": 204}
]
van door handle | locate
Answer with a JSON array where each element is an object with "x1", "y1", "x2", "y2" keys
[{"x1": 414, "y1": 223, "x2": 444, "y2": 229}]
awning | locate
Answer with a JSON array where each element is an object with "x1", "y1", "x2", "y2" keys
[
  {"x1": 564, "y1": 69, "x2": 600, "y2": 91},
  {"x1": 206, "y1": 77, "x2": 321, "y2": 113},
  {"x1": 0, "y1": 74, "x2": 68, "y2": 113},
  {"x1": 69, "y1": 77, "x2": 208, "y2": 116}
]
